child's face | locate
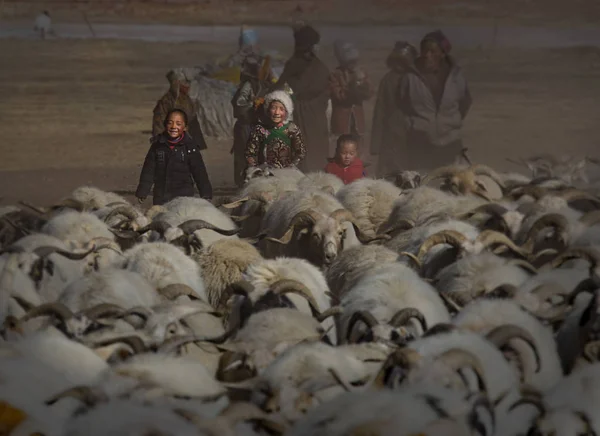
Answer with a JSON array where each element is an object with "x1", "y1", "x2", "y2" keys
[
  {"x1": 268, "y1": 101, "x2": 287, "y2": 125},
  {"x1": 165, "y1": 113, "x2": 187, "y2": 138},
  {"x1": 338, "y1": 141, "x2": 358, "y2": 167}
]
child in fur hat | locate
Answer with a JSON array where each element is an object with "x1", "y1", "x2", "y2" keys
[{"x1": 244, "y1": 90, "x2": 306, "y2": 171}]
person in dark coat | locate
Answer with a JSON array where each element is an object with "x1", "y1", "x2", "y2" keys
[
  {"x1": 398, "y1": 30, "x2": 472, "y2": 171},
  {"x1": 152, "y1": 70, "x2": 208, "y2": 151},
  {"x1": 136, "y1": 109, "x2": 212, "y2": 206},
  {"x1": 370, "y1": 41, "x2": 417, "y2": 178},
  {"x1": 274, "y1": 24, "x2": 330, "y2": 172}
]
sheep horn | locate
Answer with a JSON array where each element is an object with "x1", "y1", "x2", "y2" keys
[
  {"x1": 378, "y1": 219, "x2": 415, "y2": 236},
  {"x1": 509, "y1": 259, "x2": 538, "y2": 274},
  {"x1": 178, "y1": 219, "x2": 240, "y2": 236},
  {"x1": 20, "y1": 302, "x2": 74, "y2": 323},
  {"x1": 439, "y1": 292, "x2": 463, "y2": 313},
  {"x1": 346, "y1": 310, "x2": 379, "y2": 343},
  {"x1": 104, "y1": 201, "x2": 130, "y2": 208},
  {"x1": 52, "y1": 198, "x2": 86, "y2": 211},
  {"x1": 217, "y1": 280, "x2": 255, "y2": 311},
  {"x1": 266, "y1": 209, "x2": 320, "y2": 245},
  {"x1": 270, "y1": 279, "x2": 321, "y2": 317},
  {"x1": 389, "y1": 308, "x2": 428, "y2": 332},
  {"x1": 373, "y1": 348, "x2": 421, "y2": 388},
  {"x1": 522, "y1": 213, "x2": 569, "y2": 251},
  {"x1": 137, "y1": 220, "x2": 173, "y2": 236},
  {"x1": 551, "y1": 247, "x2": 600, "y2": 275},
  {"x1": 460, "y1": 203, "x2": 509, "y2": 220},
  {"x1": 158, "y1": 283, "x2": 201, "y2": 301},
  {"x1": 122, "y1": 306, "x2": 153, "y2": 322},
  {"x1": 91, "y1": 335, "x2": 147, "y2": 354},
  {"x1": 45, "y1": 386, "x2": 108, "y2": 407},
  {"x1": 104, "y1": 205, "x2": 138, "y2": 223},
  {"x1": 315, "y1": 306, "x2": 343, "y2": 323},
  {"x1": 567, "y1": 278, "x2": 599, "y2": 305},
  {"x1": 579, "y1": 210, "x2": 600, "y2": 227},
  {"x1": 485, "y1": 325, "x2": 541, "y2": 373},
  {"x1": 423, "y1": 323, "x2": 456, "y2": 338},
  {"x1": 33, "y1": 245, "x2": 95, "y2": 260},
  {"x1": 81, "y1": 303, "x2": 126, "y2": 320},
  {"x1": 436, "y1": 348, "x2": 488, "y2": 393},
  {"x1": 476, "y1": 230, "x2": 530, "y2": 258},
  {"x1": 329, "y1": 208, "x2": 389, "y2": 244},
  {"x1": 221, "y1": 196, "x2": 250, "y2": 209},
  {"x1": 18, "y1": 200, "x2": 48, "y2": 215},
  {"x1": 471, "y1": 164, "x2": 507, "y2": 190},
  {"x1": 399, "y1": 251, "x2": 422, "y2": 270},
  {"x1": 417, "y1": 230, "x2": 468, "y2": 262},
  {"x1": 558, "y1": 189, "x2": 600, "y2": 205},
  {"x1": 487, "y1": 284, "x2": 518, "y2": 299},
  {"x1": 422, "y1": 166, "x2": 458, "y2": 185}
]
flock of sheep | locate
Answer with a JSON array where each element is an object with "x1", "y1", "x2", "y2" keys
[{"x1": 1, "y1": 154, "x2": 600, "y2": 435}]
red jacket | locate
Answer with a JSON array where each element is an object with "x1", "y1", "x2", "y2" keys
[{"x1": 324, "y1": 158, "x2": 366, "y2": 185}]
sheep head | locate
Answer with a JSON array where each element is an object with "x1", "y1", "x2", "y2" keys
[{"x1": 345, "y1": 309, "x2": 428, "y2": 347}]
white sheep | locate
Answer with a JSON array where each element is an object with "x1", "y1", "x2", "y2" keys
[{"x1": 298, "y1": 171, "x2": 344, "y2": 195}]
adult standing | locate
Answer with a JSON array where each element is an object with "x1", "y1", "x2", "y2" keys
[
  {"x1": 398, "y1": 30, "x2": 472, "y2": 171},
  {"x1": 370, "y1": 41, "x2": 417, "y2": 178},
  {"x1": 152, "y1": 70, "x2": 208, "y2": 150},
  {"x1": 274, "y1": 24, "x2": 330, "y2": 172}
]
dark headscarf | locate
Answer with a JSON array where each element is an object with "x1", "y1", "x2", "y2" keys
[
  {"x1": 386, "y1": 41, "x2": 418, "y2": 69},
  {"x1": 293, "y1": 25, "x2": 320, "y2": 52},
  {"x1": 421, "y1": 30, "x2": 452, "y2": 54}
]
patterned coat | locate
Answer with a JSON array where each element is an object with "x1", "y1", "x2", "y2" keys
[{"x1": 245, "y1": 122, "x2": 306, "y2": 169}]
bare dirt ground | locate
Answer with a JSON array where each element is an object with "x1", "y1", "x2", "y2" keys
[
  {"x1": 0, "y1": 38, "x2": 599, "y2": 207},
  {"x1": 4, "y1": 0, "x2": 600, "y2": 27}
]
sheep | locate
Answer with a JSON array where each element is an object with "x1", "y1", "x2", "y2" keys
[
  {"x1": 336, "y1": 178, "x2": 402, "y2": 238},
  {"x1": 297, "y1": 171, "x2": 344, "y2": 195},
  {"x1": 0, "y1": 253, "x2": 45, "y2": 324},
  {"x1": 66, "y1": 185, "x2": 130, "y2": 211},
  {"x1": 191, "y1": 238, "x2": 263, "y2": 309},
  {"x1": 338, "y1": 263, "x2": 450, "y2": 345},
  {"x1": 92, "y1": 203, "x2": 150, "y2": 232},
  {"x1": 326, "y1": 244, "x2": 401, "y2": 300},
  {"x1": 453, "y1": 299, "x2": 563, "y2": 392},
  {"x1": 258, "y1": 190, "x2": 376, "y2": 267},
  {"x1": 423, "y1": 163, "x2": 507, "y2": 200},
  {"x1": 119, "y1": 242, "x2": 207, "y2": 302}
]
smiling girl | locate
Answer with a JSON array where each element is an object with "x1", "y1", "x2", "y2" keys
[
  {"x1": 136, "y1": 108, "x2": 212, "y2": 205},
  {"x1": 244, "y1": 90, "x2": 306, "y2": 172}
]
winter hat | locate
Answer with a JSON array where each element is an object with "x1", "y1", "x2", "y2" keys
[
  {"x1": 334, "y1": 40, "x2": 359, "y2": 65},
  {"x1": 293, "y1": 25, "x2": 320, "y2": 51},
  {"x1": 386, "y1": 41, "x2": 418, "y2": 68},
  {"x1": 421, "y1": 30, "x2": 452, "y2": 54},
  {"x1": 264, "y1": 90, "x2": 294, "y2": 124},
  {"x1": 239, "y1": 26, "x2": 258, "y2": 48}
]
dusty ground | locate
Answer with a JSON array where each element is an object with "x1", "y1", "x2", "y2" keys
[
  {"x1": 0, "y1": 38, "x2": 599, "y2": 206},
  {"x1": 5, "y1": 0, "x2": 600, "y2": 27}
]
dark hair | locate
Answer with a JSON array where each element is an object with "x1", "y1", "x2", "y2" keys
[
  {"x1": 164, "y1": 108, "x2": 188, "y2": 127},
  {"x1": 335, "y1": 134, "x2": 359, "y2": 154}
]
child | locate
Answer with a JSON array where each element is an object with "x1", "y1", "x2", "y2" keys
[
  {"x1": 244, "y1": 90, "x2": 306, "y2": 171},
  {"x1": 136, "y1": 109, "x2": 212, "y2": 206},
  {"x1": 325, "y1": 134, "x2": 366, "y2": 184}
]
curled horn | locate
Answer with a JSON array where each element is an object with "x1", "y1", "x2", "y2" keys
[
  {"x1": 178, "y1": 219, "x2": 240, "y2": 236},
  {"x1": 221, "y1": 191, "x2": 272, "y2": 209},
  {"x1": 45, "y1": 386, "x2": 108, "y2": 407},
  {"x1": 460, "y1": 203, "x2": 509, "y2": 220},
  {"x1": 476, "y1": 230, "x2": 530, "y2": 258},
  {"x1": 33, "y1": 245, "x2": 95, "y2": 260},
  {"x1": 266, "y1": 209, "x2": 320, "y2": 245},
  {"x1": 378, "y1": 219, "x2": 415, "y2": 236},
  {"x1": 217, "y1": 280, "x2": 255, "y2": 311},
  {"x1": 91, "y1": 335, "x2": 147, "y2": 354},
  {"x1": 104, "y1": 205, "x2": 138, "y2": 223},
  {"x1": 522, "y1": 213, "x2": 569, "y2": 251},
  {"x1": 551, "y1": 247, "x2": 600, "y2": 275},
  {"x1": 373, "y1": 348, "x2": 422, "y2": 388},
  {"x1": 389, "y1": 308, "x2": 428, "y2": 332},
  {"x1": 315, "y1": 306, "x2": 343, "y2": 323},
  {"x1": 20, "y1": 302, "x2": 74, "y2": 323},
  {"x1": 136, "y1": 220, "x2": 173, "y2": 236},
  {"x1": 270, "y1": 279, "x2": 321, "y2": 316},
  {"x1": 486, "y1": 325, "x2": 541, "y2": 374},
  {"x1": 436, "y1": 348, "x2": 488, "y2": 393},
  {"x1": 423, "y1": 323, "x2": 456, "y2": 338},
  {"x1": 422, "y1": 166, "x2": 458, "y2": 185},
  {"x1": 346, "y1": 310, "x2": 379, "y2": 343},
  {"x1": 158, "y1": 283, "x2": 200, "y2": 301},
  {"x1": 52, "y1": 198, "x2": 86, "y2": 211},
  {"x1": 471, "y1": 164, "x2": 507, "y2": 190},
  {"x1": 82, "y1": 303, "x2": 126, "y2": 320},
  {"x1": 329, "y1": 208, "x2": 390, "y2": 244},
  {"x1": 559, "y1": 189, "x2": 600, "y2": 205},
  {"x1": 417, "y1": 230, "x2": 468, "y2": 262}
]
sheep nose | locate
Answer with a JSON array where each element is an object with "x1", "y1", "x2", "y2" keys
[
  {"x1": 390, "y1": 330, "x2": 401, "y2": 342},
  {"x1": 324, "y1": 252, "x2": 336, "y2": 263}
]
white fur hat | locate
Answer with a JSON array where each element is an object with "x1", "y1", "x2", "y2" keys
[{"x1": 264, "y1": 90, "x2": 294, "y2": 123}]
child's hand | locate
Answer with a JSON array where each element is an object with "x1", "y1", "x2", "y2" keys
[{"x1": 137, "y1": 196, "x2": 146, "y2": 204}]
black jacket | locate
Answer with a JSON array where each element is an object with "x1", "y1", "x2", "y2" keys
[{"x1": 136, "y1": 133, "x2": 213, "y2": 205}]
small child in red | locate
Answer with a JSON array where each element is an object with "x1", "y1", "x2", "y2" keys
[{"x1": 324, "y1": 134, "x2": 366, "y2": 184}]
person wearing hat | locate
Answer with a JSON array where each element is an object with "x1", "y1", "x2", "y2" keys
[
  {"x1": 274, "y1": 24, "x2": 330, "y2": 172},
  {"x1": 370, "y1": 41, "x2": 417, "y2": 178},
  {"x1": 152, "y1": 70, "x2": 207, "y2": 150},
  {"x1": 329, "y1": 40, "x2": 374, "y2": 139},
  {"x1": 398, "y1": 30, "x2": 472, "y2": 170}
]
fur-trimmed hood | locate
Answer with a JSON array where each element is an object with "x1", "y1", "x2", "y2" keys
[{"x1": 264, "y1": 90, "x2": 294, "y2": 124}]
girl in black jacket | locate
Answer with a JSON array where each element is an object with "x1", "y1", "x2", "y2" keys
[{"x1": 136, "y1": 109, "x2": 213, "y2": 205}]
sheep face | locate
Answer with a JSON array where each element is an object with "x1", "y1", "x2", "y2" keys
[{"x1": 306, "y1": 217, "x2": 346, "y2": 267}]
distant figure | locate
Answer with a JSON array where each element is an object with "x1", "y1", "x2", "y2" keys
[
  {"x1": 325, "y1": 134, "x2": 366, "y2": 185},
  {"x1": 275, "y1": 24, "x2": 330, "y2": 172},
  {"x1": 136, "y1": 109, "x2": 212, "y2": 206},
  {"x1": 370, "y1": 41, "x2": 417, "y2": 178},
  {"x1": 398, "y1": 30, "x2": 472, "y2": 171},
  {"x1": 33, "y1": 11, "x2": 54, "y2": 39},
  {"x1": 329, "y1": 41, "x2": 373, "y2": 139},
  {"x1": 152, "y1": 70, "x2": 207, "y2": 150},
  {"x1": 245, "y1": 90, "x2": 306, "y2": 170}
]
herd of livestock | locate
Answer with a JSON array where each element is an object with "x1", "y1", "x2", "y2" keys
[{"x1": 1, "y1": 155, "x2": 600, "y2": 435}]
